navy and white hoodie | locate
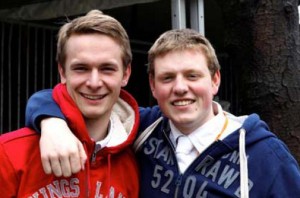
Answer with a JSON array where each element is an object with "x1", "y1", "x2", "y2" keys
[
  {"x1": 137, "y1": 105, "x2": 300, "y2": 198},
  {"x1": 25, "y1": 90, "x2": 300, "y2": 198}
]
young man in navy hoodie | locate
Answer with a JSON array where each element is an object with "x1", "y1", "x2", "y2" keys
[{"x1": 25, "y1": 29, "x2": 300, "y2": 197}]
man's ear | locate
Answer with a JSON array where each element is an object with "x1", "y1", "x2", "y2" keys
[
  {"x1": 121, "y1": 64, "x2": 131, "y2": 87},
  {"x1": 149, "y1": 74, "x2": 157, "y2": 99},
  {"x1": 212, "y1": 70, "x2": 221, "y2": 95},
  {"x1": 58, "y1": 64, "x2": 66, "y2": 84}
]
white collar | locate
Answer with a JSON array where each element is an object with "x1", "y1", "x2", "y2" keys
[
  {"x1": 188, "y1": 102, "x2": 226, "y2": 153},
  {"x1": 95, "y1": 111, "x2": 128, "y2": 151},
  {"x1": 169, "y1": 102, "x2": 239, "y2": 154}
]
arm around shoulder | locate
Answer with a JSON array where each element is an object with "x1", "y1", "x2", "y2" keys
[{"x1": 25, "y1": 89, "x2": 65, "y2": 132}]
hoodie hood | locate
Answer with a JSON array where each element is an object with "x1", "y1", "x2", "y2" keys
[
  {"x1": 222, "y1": 113, "x2": 275, "y2": 151},
  {"x1": 52, "y1": 83, "x2": 140, "y2": 155}
]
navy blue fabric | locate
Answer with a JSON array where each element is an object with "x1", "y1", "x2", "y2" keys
[{"x1": 25, "y1": 89, "x2": 65, "y2": 132}]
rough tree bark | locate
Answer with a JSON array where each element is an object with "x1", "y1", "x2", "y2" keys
[{"x1": 215, "y1": 0, "x2": 300, "y2": 162}]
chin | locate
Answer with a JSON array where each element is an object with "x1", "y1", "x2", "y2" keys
[
  {"x1": 82, "y1": 110, "x2": 103, "y2": 118},
  {"x1": 172, "y1": 116, "x2": 194, "y2": 124}
]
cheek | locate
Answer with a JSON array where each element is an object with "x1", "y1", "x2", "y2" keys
[
  {"x1": 192, "y1": 84, "x2": 207, "y2": 95},
  {"x1": 103, "y1": 76, "x2": 124, "y2": 90},
  {"x1": 192, "y1": 84, "x2": 214, "y2": 102},
  {"x1": 66, "y1": 76, "x2": 84, "y2": 88},
  {"x1": 153, "y1": 86, "x2": 170, "y2": 100}
]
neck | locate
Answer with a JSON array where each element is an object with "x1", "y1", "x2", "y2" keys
[
  {"x1": 85, "y1": 116, "x2": 110, "y2": 142},
  {"x1": 174, "y1": 103, "x2": 219, "y2": 135}
]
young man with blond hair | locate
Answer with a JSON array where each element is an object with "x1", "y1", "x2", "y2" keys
[{"x1": 0, "y1": 10, "x2": 139, "y2": 197}]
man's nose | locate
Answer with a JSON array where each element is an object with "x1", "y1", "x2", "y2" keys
[
  {"x1": 87, "y1": 70, "x2": 102, "y2": 88},
  {"x1": 173, "y1": 77, "x2": 188, "y2": 95}
]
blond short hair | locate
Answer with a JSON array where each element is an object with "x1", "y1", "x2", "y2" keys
[
  {"x1": 57, "y1": 10, "x2": 132, "y2": 69},
  {"x1": 148, "y1": 28, "x2": 220, "y2": 77}
]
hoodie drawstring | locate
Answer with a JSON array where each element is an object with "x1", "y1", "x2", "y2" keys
[
  {"x1": 239, "y1": 128, "x2": 249, "y2": 198},
  {"x1": 83, "y1": 143, "x2": 91, "y2": 197},
  {"x1": 107, "y1": 153, "x2": 112, "y2": 196}
]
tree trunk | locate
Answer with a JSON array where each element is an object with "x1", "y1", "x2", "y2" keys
[{"x1": 216, "y1": 0, "x2": 300, "y2": 162}]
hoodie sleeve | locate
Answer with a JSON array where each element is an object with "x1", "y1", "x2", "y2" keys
[
  {"x1": 266, "y1": 140, "x2": 300, "y2": 197},
  {"x1": 139, "y1": 105, "x2": 162, "y2": 131},
  {"x1": 25, "y1": 89, "x2": 66, "y2": 132},
  {"x1": 268, "y1": 156, "x2": 300, "y2": 197}
]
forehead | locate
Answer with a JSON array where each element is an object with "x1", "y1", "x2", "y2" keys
[
  {"x1": 66, "y1": 33, "x2": 120, "y2": 50},
  {"x1": 153, "y1": 49, "x2": 209, "y2": 73},
  {"x1": 64, "y1": 34, "x2": 123, "y2": 62}
]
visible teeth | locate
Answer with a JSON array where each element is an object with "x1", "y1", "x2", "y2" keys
[
  {"x1": 83, "y1": 94, "x2": 104, "y2": 100},
  {"x1": 173, "y1": 100, "x2": 193, "y2": 106}
]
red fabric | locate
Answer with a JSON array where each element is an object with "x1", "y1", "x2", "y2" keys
[{"x1": 0, "y1": 83, "x2": 140, "y2": 197}]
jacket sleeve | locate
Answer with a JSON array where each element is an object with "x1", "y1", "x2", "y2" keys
[
  {"x1": 138, "y1": 105, "x2": 162, "y2": 132},
  {"x1": 268, "y1": 150, "x2": 300, "y2": 197},
  {"x1": 25, "y1": 89, "x2": 66, "y2": 132}
]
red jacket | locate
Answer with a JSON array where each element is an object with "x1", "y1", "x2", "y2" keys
[{"x1": 0, "y1": 84, "x2": 140, "y2": 197}]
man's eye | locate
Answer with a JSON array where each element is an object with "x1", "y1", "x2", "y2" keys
[
  {"x1": 101, "y1": 66, "x2": 116, "y2": 73},
  {"x1": 187, "y1": 74, "x2": 199, "y2": 80},
  {"x1": 161, "y1": 76, "x2": 173, "y2": 82},
  {"x1": 74, "y1": 67, "x2": 87, "y2": 71}
]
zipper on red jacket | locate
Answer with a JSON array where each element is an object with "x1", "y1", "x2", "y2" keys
[
  {"x1": 91, "y1": 150, "x2": 97, "y2": 163},
  {"x1": 91, "y1": 142, "x2": 99, "y2": 164}
]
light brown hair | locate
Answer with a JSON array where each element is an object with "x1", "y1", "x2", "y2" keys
[
  {"x1": 57, "y1": 10, "x2": 132, "y2": 69},
  {"x1": 148, "y1": 28, "x2": 220, "y2": 77}
]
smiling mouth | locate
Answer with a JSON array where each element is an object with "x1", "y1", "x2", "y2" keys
[
  {"x1": 172, "y1": 100, "x2": 194, "y2": 106},
  {"x1": 82, "y1": 94, "x2": 106, "y2": 100}
]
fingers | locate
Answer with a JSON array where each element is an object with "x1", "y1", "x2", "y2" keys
[
  {"x1": 41, "y1": 155, "x2": 53, "y2": 175},
  {"x1": 78, "y1": 142, "x2": 87, "y2": 171},
  {"x1": 41, "y1": 144, "x2": 87, "y2": 177},
  {"x1": 69, "y1": 149, "x2": 83, "y2": 175},
  {"x1": 39, "y1": 118, "x2": 87, "y2": 177},
  {"x1": 41, "y1": 154, "x2": 63, "y2": 177},
  {"x1": 60, "y1": 155, "x2": 72, "y2": 177},
  {"x1": 69, "y1": 141, "x2": 87, "y2": 173},
  {"x1": 50, "y1": 157, "x2": 64, "y2": 177},
  {"x1": 42, "y1": 152, "x2": 76, "y2": 177}
]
